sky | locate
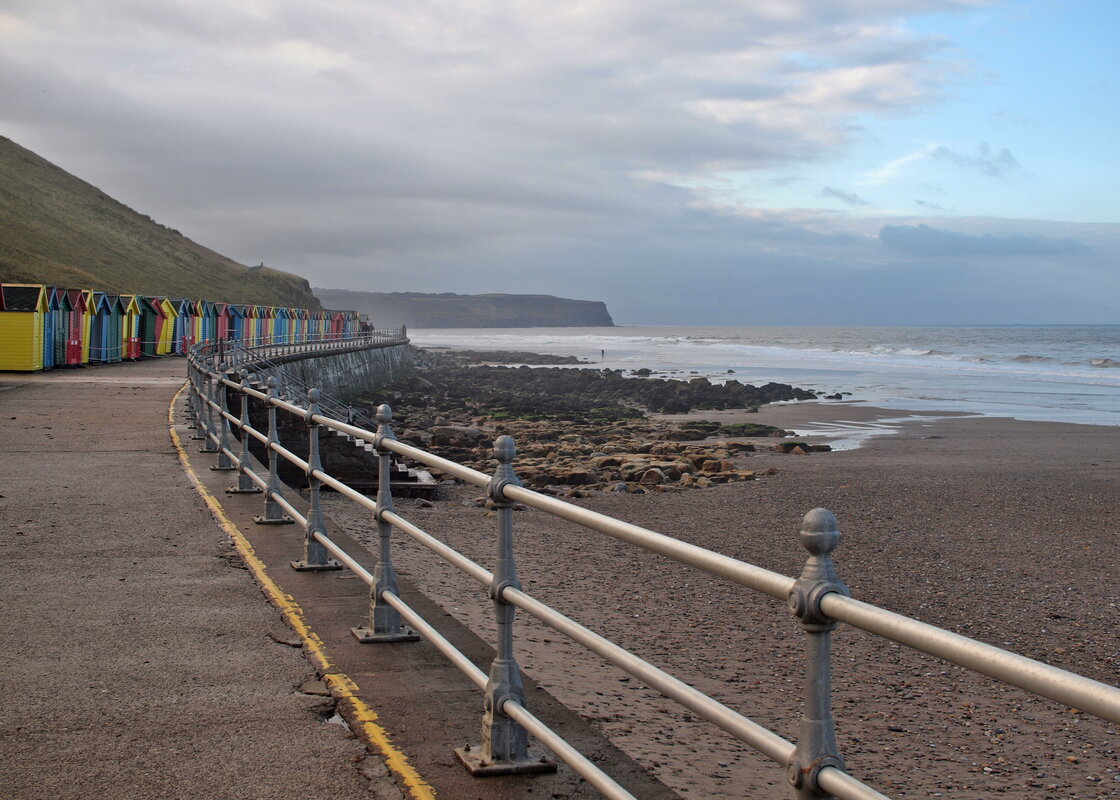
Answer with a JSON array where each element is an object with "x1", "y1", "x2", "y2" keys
[{"x1": 1, "y1": 0, "x2": 1117, "y2": 325}]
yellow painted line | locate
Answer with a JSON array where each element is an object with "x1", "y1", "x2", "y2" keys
[{"x1": 167, "y1": 382, "x2": 437, "y2": 800}]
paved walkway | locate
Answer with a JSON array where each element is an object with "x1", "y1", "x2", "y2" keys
[
  {"x1": 0, "y1": 360, "x2": 387, "y2": 799},
  {"x1": 0, "y1": 359, "x2": 672, "y2": 800}
]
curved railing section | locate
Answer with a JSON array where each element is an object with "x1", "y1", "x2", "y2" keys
[{"x1": 184, "y1": 344, "x2": 1120, "y2": 800}]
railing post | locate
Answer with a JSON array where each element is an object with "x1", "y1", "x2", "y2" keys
[
  {"x1": 184, "y1": 365, "x2": 198, "y2": 426},
  {"x1": 228, "y1": 369, "x2": 262, "y2": 494},
  {"x1": 199, "y1": 368, "x2": 219, "y2": 453},
  {"x1": 352, "y1": 404, "x2": 419, "y2": 643},
  {"x1": 457, "y1": 435, "x2": 555, "y2": 776},
  {"x1": 253, "y1": 377, "x2": 294, "y2": 525},
  {"x1": 291, "y1": 388, "x2": 341, "y2": 572},
  {"x1": 786, "y1": 508, "x2": 851, "y2": 799},
  {"x1": 211, "y1": 364, "x2": 237, "y2": 471},
  {"x1": 188, "y1": 365, "x2": 206, "y2": 440}
]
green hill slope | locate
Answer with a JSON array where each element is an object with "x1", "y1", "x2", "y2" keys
[{"x1": 0, "y1": 136, "x2": 319, "y2": 308}]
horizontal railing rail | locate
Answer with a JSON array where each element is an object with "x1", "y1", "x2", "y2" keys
[{"x1": 184, "y1": 343, "x2": 1120, "y2": 800}]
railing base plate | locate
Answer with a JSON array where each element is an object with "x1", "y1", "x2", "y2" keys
[
  {"x1": 253, "y1": 515, "x2": 294, "y2": 525},
  {"x1": 351, "y1": 625, "x2": 421, "y2": 643},
  {"x1": 290, "y1": 559, "x2": 343, "y2": 571},
  {"x1": 455, "y1": 747, "x2": 557, "y2": 776},
  {"x1": 209, "y1": 465, "x2": 237, "y2": 472},
  {"x1": 227, "y1": 486, "x2": 263, "y2": 494}
]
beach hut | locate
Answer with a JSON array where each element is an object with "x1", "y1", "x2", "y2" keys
[
  {"x1": 274, "y1": 306, "x2": 290, "y2": 345},
  {"x1": 328, "y1": 310, "x2": 347, "y2": 340},
  {"x1": 228, "y1": 304, "x2": 246, "y2": 344},
  {"x1": 241, "y1": 305, "x2": 256, "y2": 346},
  {"x1": 313, "y1": 308, "x2": 329, "y2": 341},
  {"x1": 171, "y1": 299, "x2": 192, "y2": 353},
  {"x1": 138, "y1": 296, "x2": 160, "y2": 357},
  {"x1": 188, "y1": 300, "x2": 202, "y2": 346},
  {"x1": 0, "y1": 283, "x2": 48, "y2": 371},
  {"x1": 103, "y1": 295, "x2": 125, "y2": 362},
  {"x1": 293, "y1": 307, "x2": 308, "y2": 343},
  {"x1": 64, "y1": 289, "x2": 88, "y2": 366},
  {"x1": 250, "y1": 305, "x2": 264, "y2": 345},
  {"x1": 79, "y1": 290, "x2": 93, "y2": 364},
  {"x1": 215, "y1": 303, "x2": 232, "y2": 342},
  {"x1": 88, "y1": 292, "x2": 110, "y2": 363},
  {"x1": 157, "y1": 298, "x2": 177, "y2": 355},
  {"x1": 262, "y1": 306, "x2": 276, "y2": 345},
  {"x1": 40, "y1": 284, "x2": 60, "y2": 369},
  {"x1": 120, "y1": 295, "x2": 142, "y2": 359},
  {"x1": 53, "y1": 286, "x2": 71, "y2": 365},
  {"x1": 201, "y1": 300, "x2": 218, "y2": 344}
]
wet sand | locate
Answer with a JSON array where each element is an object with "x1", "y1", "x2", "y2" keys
[{"x1": 327, "y1": 404, "x2": 1120, "y2": 798}]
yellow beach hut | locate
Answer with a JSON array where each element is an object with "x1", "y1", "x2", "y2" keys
[
  {"x1": 81, "y1": 289, "x2": 95, "y2": 364},
  {"x1": 157, "y1": 297, "x2": 177, "y2": 355},
  {"x1": 120, "y1": 294, "x2": 142, "y2": 360},
  {"x1": 0, "y1": 283, "x2": 48, "y2": 371}
]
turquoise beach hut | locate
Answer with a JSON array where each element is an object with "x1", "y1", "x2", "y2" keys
[
  {"x1": 88, "y1": 292, "x2": 110, "y2": 363},
  {"x1": 103, "y1": 295, "x2": 124, "y2": 362}
]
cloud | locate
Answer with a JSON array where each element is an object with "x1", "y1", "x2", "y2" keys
[
  {"x1": 4, "y1": 1, "x2": 1120, "y2": 324},
  {"x1": 822, "y1": 186, "x2": 871, "y2": 206},
  {"x1": 879, "y1": 224, "x2": 1089, "y2": 257},
  {"x1": 862, "y1": 143, "x2": 940, "y2": 185},
  {"x1": 931, "y1": 142, "x2": 1020, "y2": 177}
]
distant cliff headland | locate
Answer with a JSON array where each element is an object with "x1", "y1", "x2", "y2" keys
[{"x1": 313, "y1": 289, "x2": 614, "y2": 328}]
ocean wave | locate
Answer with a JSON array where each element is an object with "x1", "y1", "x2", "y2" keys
[
  {"x1": 1011, "y1": 354, "x2": 1052, "y2": 363},
  {"x1": 1090, "y1": 358, "x2": 1120, "y2": 368}
]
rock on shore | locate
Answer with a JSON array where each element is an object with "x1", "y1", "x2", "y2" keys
[{"x1": 350, "y1": 349, "x2": 823, "y2": 492}]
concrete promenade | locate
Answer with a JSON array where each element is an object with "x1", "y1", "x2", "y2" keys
[{"x1": 0, "y1": 358, "x2": 673, "y2": 800}]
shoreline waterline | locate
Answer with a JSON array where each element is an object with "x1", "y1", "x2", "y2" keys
[{"x1": 406, "y1": 325, "x2": 1120, "y2": 428}]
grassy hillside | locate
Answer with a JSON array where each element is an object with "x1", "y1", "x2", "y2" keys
[{"x1": 0, "y1": 136, "x2": 320, "y2": 308}]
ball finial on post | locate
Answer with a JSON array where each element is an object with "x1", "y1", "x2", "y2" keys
[
  {"x1": 494, "y1": 434, "x2": 516, "y2": 464},
  {"x1": 799, "y1": 507, "x2": 841, "y2": 557},
  {"x1": 375, "y1": 404, "x2": 393, "y2": 425}
]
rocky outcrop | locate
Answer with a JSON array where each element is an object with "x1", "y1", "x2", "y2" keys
[{"x1": 312, "y1": 289, "x2": 614, "y2": 328}]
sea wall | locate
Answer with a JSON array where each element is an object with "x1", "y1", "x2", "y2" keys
[
  {"x1": 251, "y1": 340, "x2": 414, "y2": 401},
  {"x1": 235, "y1": 341, "x2": 416, "y2": 492}
]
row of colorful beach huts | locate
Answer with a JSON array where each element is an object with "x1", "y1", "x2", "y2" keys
[{"x1": 0, "y1": 283, "x2": 363, "y2": 372}]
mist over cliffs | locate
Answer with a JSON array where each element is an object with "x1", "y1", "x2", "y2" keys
[{"x1": 313, "y1": 289, "x2": 614, "y2": 328}]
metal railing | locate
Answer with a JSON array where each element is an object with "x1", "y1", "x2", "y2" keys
[
  {"x1": 192, "y1": 327, "x2": 408, "y2": 374},
  {"x1": 184, "y1": 343, "x2": 1120, "y2": 800}
]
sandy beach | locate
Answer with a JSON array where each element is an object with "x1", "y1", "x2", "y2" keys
[{"x1": 326, "y1": 402, "x2": 1120, "y2": 798}]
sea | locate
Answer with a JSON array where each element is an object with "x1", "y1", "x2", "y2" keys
[{"x1": 406, "y1": 325, "x2": 1120, "y2": 429}]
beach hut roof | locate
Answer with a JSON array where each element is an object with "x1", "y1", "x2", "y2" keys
[{"x1": 1, "y1": 283, "x2": 47, "y2": 312}]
